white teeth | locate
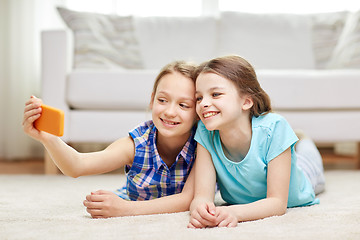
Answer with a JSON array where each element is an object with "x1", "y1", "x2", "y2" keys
[
  {"x1": 162, "y1": 119, "x2": 178, "y2": 125},
  {"x1": 203, "y1": 112, "x2": 217, "y2": 118}
]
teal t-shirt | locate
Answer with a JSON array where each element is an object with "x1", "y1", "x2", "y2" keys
[{"x1": 195, "y1": 113, "x2": 319, "y2": 208}]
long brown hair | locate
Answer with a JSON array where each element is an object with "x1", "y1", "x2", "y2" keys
[{"x1": 196, "y1": 55, "x2": 272, "y2": 117}]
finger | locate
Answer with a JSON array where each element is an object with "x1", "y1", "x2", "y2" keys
[
  {"x1": 24, "y1": 103, "x2": 40, "y2": 115},
  {"x1": 217, "y1": 216, "x2": 238, "y2": 228},
  {"x1": 87, "y1": 194, "x2": 106, "y2": 202},
  {"x1": 86, "y1": 209, "x2": 105, "y2": 219},
  {"x1": 83, "y1": 200, "x2": 103, "y2": 209},
  {"x1": 192, "y1": 210, "x2": 215, "y2": 227},
  {"x1": 187, "y1": 221, "x2": 200, "y2": 229},
  {"x1": 23, "y1": 103, "x2": 42, "y2": 127},
  {"x1": 24, "y1": 97, "x2": 42, "y2": 110},
  {"x1": 23, "y1": 103, "x2": 42, "y2": 118},
  {"x1": 187, "y1": 222, "x2": 195, "y2": 229},
  {"x1": 228, "y1": 221, "x2": 238, "y2": 228},
  {"x1": 217, "y1": 218, "x2": 230, "y2": 228},
  {"x1": 207, "y1": 203, "x2": 216, "y2": 216},
  {"x1": 22, "y1": 111, "x2": 41, "y2": 127},
  {"x1": 92, "y1": 190, "x2": 112, "y2": 195},
  {"x1": 189, "y1": 217, "x2": 206, "y2": 229},
  {"x1": 25, "y1": 97, "x2": 36, "y2": 107},
  {"x1": 198, "y1": 206, "x2": 217, "y2": 223}
]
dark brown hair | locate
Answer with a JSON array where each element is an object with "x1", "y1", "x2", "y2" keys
[{"x1": 197, "y1": 55, "x2": 272, "y2": 117}]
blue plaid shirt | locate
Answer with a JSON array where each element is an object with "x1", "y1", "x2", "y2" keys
[{"x1": 115, "y1": 120, "x2": 197, "y2": 201}]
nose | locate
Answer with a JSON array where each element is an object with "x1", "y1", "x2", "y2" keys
[
  {"x1": 164, "y1": 103, "x2": 177, "y2": 117},
  {"x1": 199, "y1": 96, "x2": 210, "y2": 108}
]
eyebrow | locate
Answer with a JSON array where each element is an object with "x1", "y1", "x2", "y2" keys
[
  {"x1": 157, "y1": 91, "x2": 195, "y2": 102},
  {"x1": 196, "y1": 87, "x2": 225, "y2": 94}
]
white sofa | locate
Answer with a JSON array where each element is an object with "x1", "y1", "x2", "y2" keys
[{"x1": 41, "y1": 9, "x2": 360, "y2": 173}]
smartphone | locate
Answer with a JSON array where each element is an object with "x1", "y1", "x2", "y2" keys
[{"x1": 34, "y1": 104, "x2": 64, "y2": 136}]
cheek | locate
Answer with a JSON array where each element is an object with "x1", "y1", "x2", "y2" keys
[
  {"x1": 183, "y1": 109, "x2": 197, "y2": 123},
  {"x1": 195, "y1": 104, "x2": 201, "y2": 116},
  {"x1": 151, "y1": 102, "x2": 162, "y2": 116}
]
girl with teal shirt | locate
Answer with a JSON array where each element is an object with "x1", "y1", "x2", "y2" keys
[{"x1": 188, "y1": 55, "x2": 325, "y2": 228}]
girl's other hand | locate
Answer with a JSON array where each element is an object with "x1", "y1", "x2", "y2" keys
[
  {"x1": 187, "y1": 201, "x2": 217, "y2": 228},
  {"x1": 214, "y1": 206, "x2": 238, "y2": 228},
  {"x1": 83, "y1": 190, "x2": 131, "y2": 218}
]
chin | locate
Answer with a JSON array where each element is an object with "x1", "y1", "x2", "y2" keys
[{"x1": 202, "y1": 121, "x2": 216, "y2": 131}]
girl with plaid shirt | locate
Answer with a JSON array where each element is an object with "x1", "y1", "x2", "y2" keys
[{"x1": 23, "y1": 61, "x2": 199, "y2": 218}]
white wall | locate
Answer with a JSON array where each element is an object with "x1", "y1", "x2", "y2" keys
[
  {"x1": 0, "y1": 0, "x2": 65, "y2": 160},
  {"x1": 0, "y1": 0, "x2": 5, "y2": 158}
]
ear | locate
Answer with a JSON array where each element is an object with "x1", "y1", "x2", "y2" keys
[
  {"x1": 242, "y1": 95, "x2": 253, "y2": 111},
  {"x1": 149, "y1": 92, "x2": 155, "y2": 110}
]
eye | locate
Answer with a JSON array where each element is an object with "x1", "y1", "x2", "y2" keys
[
  {"x1": 157, "y1": 98, "x2": 166, "y2": 103},
  {"x1": 212, "y1": 92, "x2": 222, "y2": 98},
  {"x1": 196, "y1": 96, "x2": 203, "y2": 102},
  {"x1": 179, "y1": 103, "x2": 190, "y2": 109}
]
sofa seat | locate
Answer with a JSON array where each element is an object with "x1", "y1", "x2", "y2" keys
[
  {"x1": 258, "y1": 69, "x2": 360, "y2": 110},
  {"x1": 67, "y1": 69, "x2": 360, "y2": 112},
  {"x1": 67, "y1": 70, "x2": 157, "y2": 110}
]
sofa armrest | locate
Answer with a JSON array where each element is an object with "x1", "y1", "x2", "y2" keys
[{"x1": 41, "y1": 30, "x2": 72, "y2": 139}]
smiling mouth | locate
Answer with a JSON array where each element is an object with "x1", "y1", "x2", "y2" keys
[
  {"x1": 203, "y1": 112, "x2": 219, "y2": 118},
  {"x1": 161, "y1": 118, "x2": 180, "y2": 125}
]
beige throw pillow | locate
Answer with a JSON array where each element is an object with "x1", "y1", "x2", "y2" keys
[
  {"x1": 311, "y1": 12, "x2": 348, "y2": 69},
  {"x1": 327, "y1": 10, "x2": 360, "y2": 69},
  {"x1": 57, "y1": 7, "x2": 143, "y2": 69}
]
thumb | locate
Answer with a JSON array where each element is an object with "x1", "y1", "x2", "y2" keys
[{"x1": 92, "y1": 189, "x2": 112, "y2": 195}]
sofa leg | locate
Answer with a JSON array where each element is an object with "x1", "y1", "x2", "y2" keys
[
  {"x1": 357, "y1": 142, "x2": 360, "y2": 169},
  {"x1": 44, "y1": 149, "x2": 60, "y2": 174}
]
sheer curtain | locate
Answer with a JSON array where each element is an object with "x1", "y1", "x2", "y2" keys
[{"x1": 0, "y1": 0, "x2": 65, "y2": 160}]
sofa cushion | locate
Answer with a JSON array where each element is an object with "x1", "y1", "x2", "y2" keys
[
  {"x1": 218, "y1": 12, "x2": 315, "y2": 69},
  {"x1": 327, "y1": 10, "x2": 360, "y2": 69},
  {"x1": 310, "y1": 11, "x2": 348, "y2": 69},
  {"x1": 67, "y1": 70, "x2": 158, "y2": 110},
  {"x1": 57, "y1": 7, "x2": 143, "y2": 69},
  {"x1": 258, "y1": 69, "x2": 360, "y2": 110},
  {"x1": 133, "y1": 16, "x2": 217, "y2": 69}
]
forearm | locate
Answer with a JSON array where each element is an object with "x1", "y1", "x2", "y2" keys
[
  {"x1": 228, "y1": 197, "x2": 287, "y2": 222},
  {"x1": 41, "y1": 135, "x2": 82, "y2": 177},
  {"x1": 190, "y1": 144, "x2": 217, "y2": 213},
  {"x1": 127, "y1": 191, "x2": 193, "y2": 216}
]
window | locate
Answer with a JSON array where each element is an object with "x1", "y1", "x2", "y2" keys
[
  {"x1": 63, "y1": 0, "x2": 202, "y2": 16},
  {"x1": 63, "y1": 0, "x2": 359, "y2": 16},
  {"x1": 219, "y1": 0, "x2": 359, "y2": 14}
]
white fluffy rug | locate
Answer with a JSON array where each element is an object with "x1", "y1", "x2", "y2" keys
[{"x1": 1, "y1": 170, "x2": 359, "y2": 240}]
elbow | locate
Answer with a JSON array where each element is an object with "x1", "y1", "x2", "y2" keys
[
  {"x1": 68, "y1": 173, "x2": 80, "y2": 178},
  {"x1": 268, "y1": 197, "x2": 288, "y2": 216},
  {"x1": 61, "y1": 168, "x2": 81, "y2": 178},
  {"x1": 277, "y1": 206, "x2": 287, "y2": 216},
  {"x1": 275, "y1": 200, "x2": 288, "y2": 216}
]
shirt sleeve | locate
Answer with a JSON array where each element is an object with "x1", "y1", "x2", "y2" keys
[
  {"x1": 194, "y1": 120, "x2": 211, "y2": 149},
  {"x1": 265, "y1": 116, "x2": 298, "y2": 163},
  {"x1": 129, "y1": 120, "x2": 153, "y2": 148}
]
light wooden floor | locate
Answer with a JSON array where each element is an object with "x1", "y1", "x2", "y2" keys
[{"x1": 0, "y1": 147, "x2": 358, "y2": 174}]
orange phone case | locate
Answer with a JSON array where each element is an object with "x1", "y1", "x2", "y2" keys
[{"x1": 34, "y1": 104, "x2": 64, "y2": 136}]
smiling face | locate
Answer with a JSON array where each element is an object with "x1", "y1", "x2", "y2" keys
[
  {"x1": 195, "y1": 72, "x2": 253, "y2": 131},
  {"x1": 150, "y1": 71, "x2": 197, "y2": 141}
]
